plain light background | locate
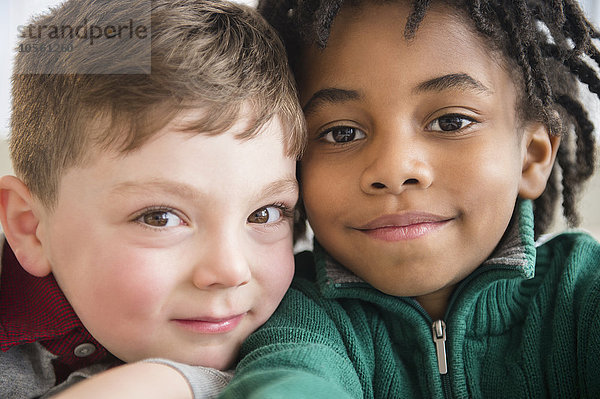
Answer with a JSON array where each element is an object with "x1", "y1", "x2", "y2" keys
[{"x1": 0, "y1": 0, "x2": 598, "y2": 239}]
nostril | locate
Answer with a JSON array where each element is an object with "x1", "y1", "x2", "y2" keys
[
  {"x1": 371, "y1": 182, "x2": 386, "y2": 189},
  {"x1": 404, "y1": 178, "x2": 419, "y2": 185}
]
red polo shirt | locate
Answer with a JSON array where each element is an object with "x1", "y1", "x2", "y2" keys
[{"x1": 0, "y1": 239, "x2": 118, "y2": 382}]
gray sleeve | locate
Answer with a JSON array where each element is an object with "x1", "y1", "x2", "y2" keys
[{"x1": 142, "y1": 359, "x2": 233, "y2": 399}]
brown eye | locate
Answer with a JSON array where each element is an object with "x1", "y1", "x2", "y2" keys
[
  {"x1": 333, "y1": 127, "x2": 356, "y2": 142},
  {"x1": 247, "y1": 206, "x2": 282, "y2": 224},
  {"x1": 438, "y1": 115, "x2": 463, "y2": 131},
  {"x1": 138, "y1": 210, "x2": 182, "y2": 228},
  {"x1": 321, "y1": 126, "x2": 366, "y2": 143},
  {"x1": 429, "y1": 114, "x2": 476, "y2": 132}
]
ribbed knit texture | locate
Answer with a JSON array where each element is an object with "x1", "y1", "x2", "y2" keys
[
  {"x1": 223, "y1": 201, "x2": 600, "y2": 398},
  {"x1": 0, "y1": 239, "x2": 110, "y2": 372}
]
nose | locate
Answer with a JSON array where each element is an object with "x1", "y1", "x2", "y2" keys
[
  {"x1": 359, "y1": 129, "x2": 433, "y2": 195},
  {"x1": 192, "y1": 235, "x2": 251, "y2": 289}
]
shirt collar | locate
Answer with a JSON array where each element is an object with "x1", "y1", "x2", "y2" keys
[
  {"x1": 313, "y1": 199, "x2": 537, "y2": 299},
  {"x1": 0, "y1": 236, "x2": 112, "y2": 372}
]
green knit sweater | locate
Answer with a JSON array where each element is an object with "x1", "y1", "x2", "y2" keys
[{"x1": 222, "y1": 201, "x2": 600, "y2": 398}]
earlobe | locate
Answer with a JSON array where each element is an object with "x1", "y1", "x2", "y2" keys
[
  {"x1": 0, "y1": 175, "x2": 52, "y2": 277},
  {"x1": 518, "y1": 123, "x2": 560, "y2": 199}
]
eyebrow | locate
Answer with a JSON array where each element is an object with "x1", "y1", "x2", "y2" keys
[
  {"x1": 253, "y1": 178, "x2": 299, "y2": 205},
  {"x1": 110, "y1": 177, "x2": 299, "y2": 205},
  {"x1": 302, "y1": 88, "x2": 362, "y2": 117},
  {"x1": 302, "y1": 73, "x2": 490, "y2": 116},
  {"x1": 110, "y1": 179, "x2": 207, "y2": 203},
  {"x1": 412, "y1": 73, "x2": 491, "y2": 95}
]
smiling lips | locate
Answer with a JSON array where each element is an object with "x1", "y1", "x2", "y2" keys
[
  {"x1": 174, "y1": 313, "x2": 246, "y2": 334},
  {"x1": 356, "y1": 212, "x2": 452, "y2": 241}
]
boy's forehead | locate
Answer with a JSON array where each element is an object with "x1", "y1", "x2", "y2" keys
[
  {"x1": 163, "y1": 104, "x2": 287, "y2": 139},
  {"x1": 85, "y1": 103, "x2": 290, "y2": 158},
  {"x1": 297, "y1": 3, "x2": 505, "y2": 97},
  {"x1": 57, "y1": 112, "x2": 296, "y2": 206}
]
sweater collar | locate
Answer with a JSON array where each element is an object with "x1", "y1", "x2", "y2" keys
[
  {"x1": 0, "y1": 236, "x2": 113, "y2": 378},
  {"x1": 313, "y1": 199, "x2": 537, "y2": 299}
]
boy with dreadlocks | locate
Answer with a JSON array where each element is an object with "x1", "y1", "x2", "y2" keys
[{"x1": 219, "y1": 0, "x2": 600, "y2": 397}]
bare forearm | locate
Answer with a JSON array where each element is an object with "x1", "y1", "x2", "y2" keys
[{"x1": 52, "y1": 362, "x2": 193, "y2": 399}]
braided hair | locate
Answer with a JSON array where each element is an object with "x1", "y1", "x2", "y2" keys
[{"x1": 258, "y1": 0, "x2": 599, "y2": 237}]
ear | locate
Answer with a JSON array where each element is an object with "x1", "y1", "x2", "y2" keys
[
  {"x1": 518, "y1": 123, "x2": 560, "y2": 200},
  {"x1": 0, "y1": 175, "x2": 52, "y2": 277}
]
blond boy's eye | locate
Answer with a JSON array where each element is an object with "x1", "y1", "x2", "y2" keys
[
  {"x1": 247, "y1": 206, "x2": 282, "y2": 224},
  {"x1": 139, "y1": 211, "x2": 182, "y2": 228}
]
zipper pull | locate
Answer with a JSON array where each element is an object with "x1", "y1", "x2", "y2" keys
[{"x1": 432, "y1": 320, "x2": 448, "y2": 374}]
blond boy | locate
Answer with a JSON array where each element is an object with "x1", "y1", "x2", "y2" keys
[{"x1": 0, "y1": 0, "x2": 304, "y2": 397}]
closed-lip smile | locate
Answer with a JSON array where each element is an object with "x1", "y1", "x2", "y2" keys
[
  {"x1": 356, "y1": 212, "x2": 453, "y2": 241},
  {"x1": 174, "y1": 313, "x2": 246, "y2": 334}
]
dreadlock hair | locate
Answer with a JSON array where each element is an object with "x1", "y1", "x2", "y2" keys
[{"x1": 258, "y1": 0, "x2": 600, "y2": 238}]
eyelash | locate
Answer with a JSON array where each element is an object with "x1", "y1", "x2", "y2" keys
[
  {"x1": 426, "y1": 113, "x2": 478, "y2": 134},
  {"x1": 131, "y1": 205, "x2": 186, "y2": 231},
  {"x1": 131, "y1": 203, "x2": 295, "y2": 232},
  {"x1": 315, "y1": 112, "x2": 478, "y2": 144},
  {"x1": 251, "y1": 203, "x2": 296, "y2": 227},
  {"x1": 274, "y1": 203, "x2": 296, "y2": 219},
  {"x1": 316, "y1": 125, "x2": 366, "y2": 145}
]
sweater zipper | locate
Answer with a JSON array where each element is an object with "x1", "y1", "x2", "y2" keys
[
  {"x1": 432, "y1": 319, "x2": 452, "y2": 397},
  {"x1": 431, "y1": 320, "x2": 447, "y2": 374},
  {"x1": 430, "y1": 265, "x2": 517, "y2": 396},
  {"x1": 407, "y1": 266, "x2": 516, "y2": 396},
  {"x1": 404, "y1": 299, "x2": 452, "y2": 396},
  {"x1": 403, "y1": 299, "x2": 451, "y2": 375}
]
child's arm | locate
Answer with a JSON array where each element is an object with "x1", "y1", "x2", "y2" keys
[
  {"x1": 52, "y1": 360, "x2": 233, "y2": 399},
  {"x1": 220, "y1": 284, "x2": 359, "y2": 398},
  {"x1": 51, "y1": 362, "x2": 192, "y2": 399}
]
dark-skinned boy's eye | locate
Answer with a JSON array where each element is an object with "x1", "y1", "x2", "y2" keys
[
  {"x1": 429, "y1": 114, "x2": 476, "y2": 132},
  {"x1": 439, "y1": 115, "x2": 463, "y2": 131},
  {"x1": 321, "y1": 126, "x2": 366, "y2": 143}
]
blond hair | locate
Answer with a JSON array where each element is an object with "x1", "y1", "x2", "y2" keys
[{"x1": 11, "y1": 0, "x2": 305, "y2": 208}]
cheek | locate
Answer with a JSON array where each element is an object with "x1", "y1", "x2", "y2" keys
[
  {"x1": 65, "y1": 246, "x2": 176, "y2": 331},
  {"x1": 105, "y1": 246, "x2": 178, "y2": 304},
  {"x1": 301, "y1": 157, "x2": 350, "y2": 219},
  {"x1": 444, "y1": 143, "x2": 521, "y2": 257},
  {"x1": 444, "y1": 139, "x2": 522, "y2": 202},
  {"x1": 253, "y1": 240, "x2": 295, "y2": 306}
]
